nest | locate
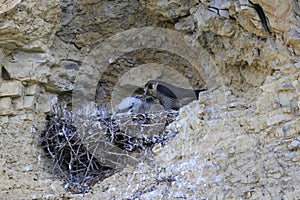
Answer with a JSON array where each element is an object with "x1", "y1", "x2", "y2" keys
[{"x1": 41, "y1": 105, "x2": 178, "y2": 194}]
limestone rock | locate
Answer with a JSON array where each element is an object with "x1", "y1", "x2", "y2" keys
[
  {"x1": 45, "y1": 61, "x2": 78, "y2": 92},
  {"x1": 0, "y1": 115, "x2": 9, "y2": 123},
  {"x1": 14, "y1": 96, "x2": 36, "y2": 111},
  {"x1": 0, "y1": 0, "x2": 300, "y2": 199},
  {"x1": 56, "y1": 0, "x2": 150, "y2": 48},
  {"x1": 0, "y1": 81, "x2": 24, "y2": 97},
  {"x1": 0, "y1": 0, "x2": 21, "y2": 15},
  {"x1": 0, "y1": 97, "x2": 12, "y2": 109},
  {"x1": 0, "y1": 1, "x2": 60, "y2": 50},
  {"x1": 24, "y1": 84, "x2": 38, "y2": 96},
  {"x1": 174, "y1": 16, "x2": 195, "y2": 32},
  {"x1": 4, "y1": 61, "x2": 50, "y2": 82},
  {"x1": 139, "y1": 0, "x2": 195, "y2": 20},
  {"x1": 193, "y1": 7, "x2": 235, "y2": 37}
]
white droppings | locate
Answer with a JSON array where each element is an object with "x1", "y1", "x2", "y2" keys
[{"x1": 25, "y1": 164, "x2": 32, "y2": 172}]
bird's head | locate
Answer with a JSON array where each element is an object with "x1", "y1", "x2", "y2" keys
[
  {"x1": 144, "y1": 80, "x2": 157, "y2": 90},
  {"x1": 134, "y1": 94, "x2": 143, "y2": 99},
  {"x1": 146, "y1": 80, "x2": 177, "y2": 98},
  {"x1": 145, "y1": 96, "x2": 154, "y2": 103},
  {"x1": 144, "y1": 80, "x2": 158, "y2": 95}
]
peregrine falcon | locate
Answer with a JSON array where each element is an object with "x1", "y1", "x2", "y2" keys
[
  {"x1": 116, "y1": 95, "x2": 143, "y2": 114},
  {"x1": 138, "y1": 96, "x2": 164, "y2": 113},
  {"x1": 145, "y1": 80, "x2": 207, "y2": 110}
]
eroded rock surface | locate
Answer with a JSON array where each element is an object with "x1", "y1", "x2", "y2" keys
[{"x1": 0, "y1": 0, "x2": 299, "y2": 199}]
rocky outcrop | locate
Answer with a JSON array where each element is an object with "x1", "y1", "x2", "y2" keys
[{"x1": 0, "y1": 0, "x2": 299, "y2": 199}]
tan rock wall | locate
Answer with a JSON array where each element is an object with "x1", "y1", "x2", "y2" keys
[{"x1": 0, "y1": 0, "x2": 299, "y2": 199}]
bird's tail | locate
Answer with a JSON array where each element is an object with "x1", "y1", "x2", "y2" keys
[{"x1": 194, "y1": 88, "x2": 207, "y2": 98}]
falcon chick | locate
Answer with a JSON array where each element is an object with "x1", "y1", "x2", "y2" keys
[
  {"x1": 138, "y1": 96, "x2": 164, "y2": 113},
  {"x1": 116, "y1": 95, "x2": 143, "y2": 114}
]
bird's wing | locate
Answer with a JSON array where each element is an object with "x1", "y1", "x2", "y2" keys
[{"x1": 156, "y1": 84, "x2": 177, "y2": 98}]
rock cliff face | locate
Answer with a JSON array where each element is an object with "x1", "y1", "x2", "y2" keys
[{"x1": 0, "y1": 0, "x2": 299, "y2": 199}]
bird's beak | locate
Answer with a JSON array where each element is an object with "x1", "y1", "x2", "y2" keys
[{"x1": 143, "y1": 84, "x2": 148, "y2": 95}]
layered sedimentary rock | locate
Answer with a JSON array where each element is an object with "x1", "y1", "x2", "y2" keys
[{"x1": 0, "y1": 0, "x2": 299, "y2": 199}]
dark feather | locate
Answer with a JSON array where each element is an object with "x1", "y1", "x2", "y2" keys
[{"x1": 157, "y1": 84, "x2": 177, "y2": 98}]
